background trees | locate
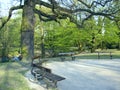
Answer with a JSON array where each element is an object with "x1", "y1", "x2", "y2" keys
[
  {"x1": 0, "y1": 0, "x2": 120, "y2": 60},
  {"x1": 0, "y1": 16, "x2": 21, "y2": 61}
]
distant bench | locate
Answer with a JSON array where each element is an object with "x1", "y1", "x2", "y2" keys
[
  {"x1": 97, "y1": 52, "x2": 112, "y2": 59},
  {"x1": 31, "y1": 58, "x2": 65, "y2": 88},
  {"x1": 58, "y1": 52, "x2": 76, "y2": 61}
]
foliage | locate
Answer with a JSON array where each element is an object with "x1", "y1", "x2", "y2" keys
[
  {"x1": 102, "y1": 18, "x2": 119, "y2": 49},
  {"x1": 0, "y1": 16, "x2": 21, "y2": 58},
  {"x1": 33, "y1": 14, "x2": 120, "y2": 57},
  {"x1": 0, "y1": 0, "x2": 120, "y2": 58}
]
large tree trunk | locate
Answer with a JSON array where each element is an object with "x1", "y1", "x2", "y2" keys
[{"x1": 21, "y1": 0, "x2": 35, "y2": 60}]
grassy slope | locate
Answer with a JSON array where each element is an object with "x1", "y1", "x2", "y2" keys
[{"x1": 0, "y1": 61, "x2": 31, "y2": 90}]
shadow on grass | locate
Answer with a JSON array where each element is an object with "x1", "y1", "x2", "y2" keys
[{"x1": 0, "y1": 61, "x2": 31, "y2": 90}]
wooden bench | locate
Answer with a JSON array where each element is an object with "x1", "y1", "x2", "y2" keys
[
  {"x1": 58, "y1": 52, "x2": 75, "y2": 61},
  {"x1": 97, "y1": 52, "x2": 112, "y2": 59},
  {"x1": 31, "y1": 63, "x2": 52, "y2": 81},
  {"x1": 31, "y1": 63, "x2": 65, "y2": 88}
]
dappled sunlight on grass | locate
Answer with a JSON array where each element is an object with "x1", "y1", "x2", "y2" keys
[{"x1": 0, "y1": 62, "x2": 31, "y2": 90}]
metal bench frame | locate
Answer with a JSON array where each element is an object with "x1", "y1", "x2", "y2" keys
[{"x1": 31, "y1": 63, "x2": 65, "y2": 88}]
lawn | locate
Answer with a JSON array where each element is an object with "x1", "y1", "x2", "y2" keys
[
  {"x1": 48, "y1": 53, "x2": 120, "y2": 61},
  {"x1": 0, "y1": 61, "x2": 31, "y2": 90},
  {"x1": 76, "y1": 54, "x2": 120, "y2": 59}
]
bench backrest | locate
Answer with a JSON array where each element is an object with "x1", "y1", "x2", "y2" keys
[
  {"x1": 58, "y1": 52, "x2": 75, "y2": 56},
  {"x1": 32, "y1": 63, "x2": 52, "y2": 73}
]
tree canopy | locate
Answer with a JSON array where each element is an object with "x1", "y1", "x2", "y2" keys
[{"x1": 0, "y1": 0, "x2": 120, "y2": 29}]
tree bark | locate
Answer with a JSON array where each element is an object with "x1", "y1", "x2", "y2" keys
[
  {"x1": 41, "y1": 28, "x2": 45, "y2": 58},
  {"x1": 21, "y1": 0, "x2": 35, "y2": 60}
]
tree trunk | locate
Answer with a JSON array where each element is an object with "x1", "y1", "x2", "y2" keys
[
  {"x1": 41, "y1": 42, "x2": 45, "y2": 58},
  {"x1": 118, "y1": 40, "x2": 120, "y2": 50},
  {"x1": 21, "y1": 0, "x2": 35, "y2": 60},
  {"x1": 1, "y1": 42, "x2": 9, "y2": 62},
  {"x1": 90, "y1": 34, "x2": 95, "y2": 53}
]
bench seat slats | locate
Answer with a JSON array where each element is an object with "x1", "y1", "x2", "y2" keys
[{"x1": 45, "y1": 73, "x2": 65, "y2": 82}]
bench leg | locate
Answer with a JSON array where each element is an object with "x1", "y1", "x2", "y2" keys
[
  {"x1": 60, "y1": 57, "x2": 65, "y2": 61},
  {"x1": 71, "y1": 56, "x2": 75, "y2": 61},
  {"x1": 54, "y1": 81, "x2": 57, "y2": 88},
  {"x1": 44, "y1": 79, "x2": 58, "y2": 89}
]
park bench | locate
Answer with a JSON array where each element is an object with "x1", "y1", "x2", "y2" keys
[
  {"x1": 97, "y1": 52, "x2": 112, "y2": 59},
  {"x1": 58, "y1": 52, "x2": 76, "y2": 61},
  {"x1": 31, "y1": 63, "x2": 65, "y2": 88}
]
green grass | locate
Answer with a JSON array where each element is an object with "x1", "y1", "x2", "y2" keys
[
  {"x1": 0, "y1": 61, "x2": 31, "y2": 90},
  {"x1": 47, "y1": 51, "x2": 120, "y2": 61},
  {"x1": 75, "y1": 54, "x2": 120, "y2": 59}
]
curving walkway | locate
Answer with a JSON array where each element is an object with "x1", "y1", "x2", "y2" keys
[
  {"x1": 45, "y1": 59, "x2": 120, "y2": 90},
  {"x1": 25, "y1": 59, "x2": 120, "y2": 90}
]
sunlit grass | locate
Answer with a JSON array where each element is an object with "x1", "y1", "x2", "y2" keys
[
  {"x1": 0, "y1": 62, "x2": 31, "y2": 90},
  {"x1": 75, "y1": 54, "x2": 120, "y2": 59},
  {"x1": 46, "y1": 50, "x2": 120, "y2": 61}
]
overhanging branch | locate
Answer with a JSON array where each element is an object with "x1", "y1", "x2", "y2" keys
[
  {"x1": 34, "y1": 8, "x2": 57, "y2": 21},
  {"x1": 34, "y1": 0, "x2": 119, "y2": 28},
  {"x1": 0, "y1": 5, "x2": 23, "y2": 31}
]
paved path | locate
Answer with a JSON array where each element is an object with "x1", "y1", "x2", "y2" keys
[{"x1": 45, "y1": 59, "x2": 120, "y2": 90}]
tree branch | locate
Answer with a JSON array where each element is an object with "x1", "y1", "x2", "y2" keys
[
  {"x1": 34, "y1": 0, "x2": 119, "y2": 28},
  {"x1": 77, "y1": 0, "x2": 91, "y2": 8},
  {"x1": 34, "y1": 8, "x2": 57, "y2": 21},
  {"x1": 0, "y1": 5, "x2": 23, "y2": 31}
]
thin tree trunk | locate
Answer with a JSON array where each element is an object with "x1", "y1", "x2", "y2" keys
[{"x1": 40, "y1": 26, "x2": 45, "y2": 58}]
